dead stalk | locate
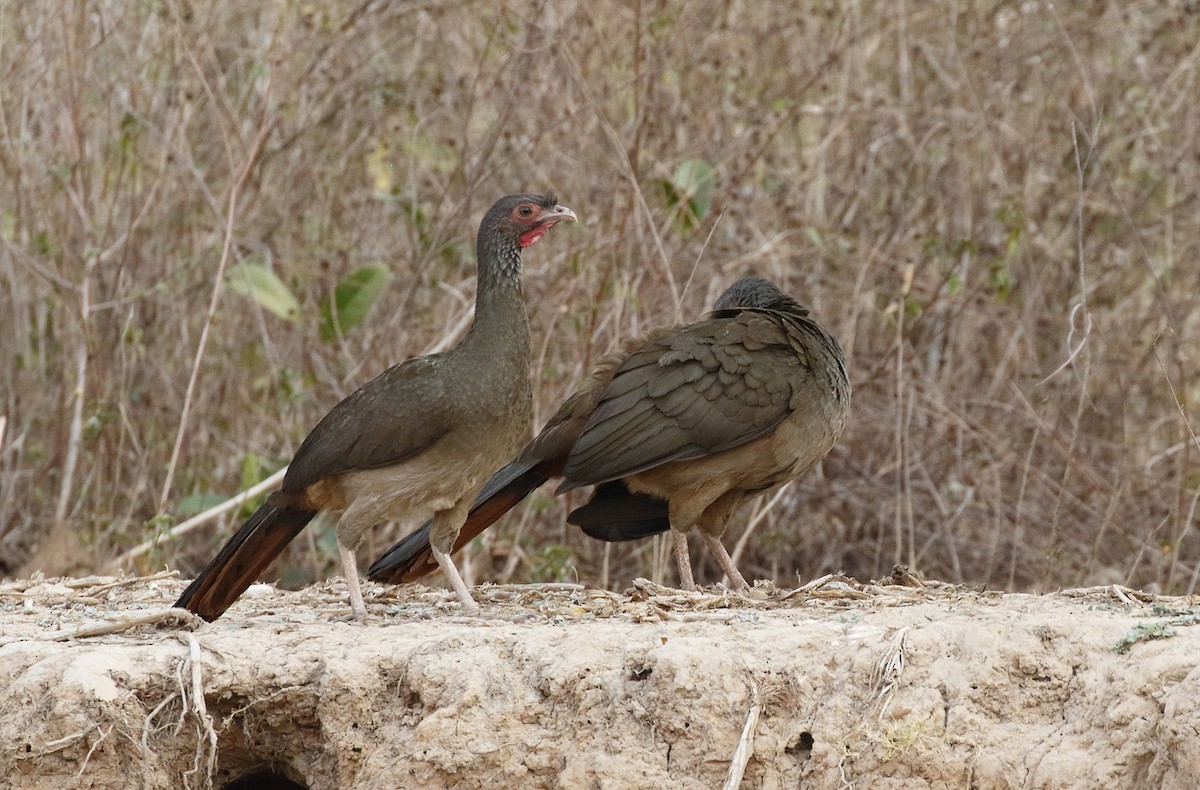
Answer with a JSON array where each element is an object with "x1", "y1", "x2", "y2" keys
[
  {"x1": 54, "y1": 258, "x2": 94, "y2": 528},
  {"x1": 156, "y1": 78, "x2": 277, "y2": 515}
]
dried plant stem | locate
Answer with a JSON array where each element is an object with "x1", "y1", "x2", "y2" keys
[
  {"x1": 560, "y1": 46, "x2": 679, "y2": 311},
  {"x1": 55, "y1": 264, "x2": 93, "y2": 528},
  {"x1": 894, "y1": 264, "x2": 914, "y2": 567},
  {"x1": 4, "y1": 2, "x2": 1199, "y2": 595},
  {"x1": 156, "y1": 97, "x2": 275, "y2": 515},
  {"x1": 1152, "y1": 339, "x2": 1200, "y2": 592},
  {"x1": 40, "y1": 606, "x2": 195, "y2": 641},
  {"x1": 119, "y1": 466, "x2": 287, "y2": 568},
  {"x1": 729, "y1": 486, "x2": 790, "y2": 571}
]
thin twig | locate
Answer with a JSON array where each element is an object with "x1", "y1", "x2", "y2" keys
[
  {"x1": 156, "y1": 77, "x2": 277, "y2": 515},
  {"x1": 1151, "y1": 336, "x2": 1200, "y2": 592},
  {"x1": 1036, "y1": 302, "x2": 1092, "y2": 385},
  {"x1": 729, "y1": 486, "x2": 791, "y2": 571},
  {"x1": 54, "y1": 258, "x2": 94, "y2": 528},
  {"x1": 1039, "y1": 120, "x2": 1094, "y2": 387},
  {"x1": 559, "y1": 46, "x2": 679, "y2": 310},
  {"x1": 83, "y1": 569, "x2": 179, "y2": 594},
  {"x1": 74, "y1": 723, "x2": 114, "y2": 780},
  {"x1": 422, "y1": 302, "x2": 476, "y2": 355},
  {"x1": 120, "y1": 466, "x2": 286, "y2": 567},
  {"x1": 141, "y1": 692, "x2": 180, "y2": 760},
  {"x1": 40, "y1": 607, "x2": 197, "y2": 641},
  {"x1": 674, "y1": 210, "x2": 724, "y2": 323},
  {"x1": 894, "y1": 264, "x2": 914, "y2": 566}
]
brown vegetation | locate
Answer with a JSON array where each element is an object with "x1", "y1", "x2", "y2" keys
[{"x1": 2, "y1": 1, "x2": 1198, "y2": 594}]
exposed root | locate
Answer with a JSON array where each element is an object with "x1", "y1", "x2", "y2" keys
[
  {"x1": 180, "y1": 632, "x2": 217, "y2": 790},
  {"x1": 75, "y1": 723, "x2": 114, "y2": 779}
]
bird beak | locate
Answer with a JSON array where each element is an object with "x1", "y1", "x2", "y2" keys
[{"x1": 539, "y1": 204, "x2": 577, "y2": 227}]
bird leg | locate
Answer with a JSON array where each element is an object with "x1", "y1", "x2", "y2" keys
[
  {"x1": 429, "y1": 508, "x2": 480, "y2": 614},
  {"x1": 430, "y1": 544, "x2": 479, "y2": 614},
  {"x1": 338, "y1": 542, "x2": 369, "y2": 623},
  {"x1": 671, "y1": 531, "x2": 697, "y2": 591},
  {"x1": 700, "y1": 531, "x2": 750, "y2": 591}
]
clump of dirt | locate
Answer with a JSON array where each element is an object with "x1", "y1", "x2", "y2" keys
[{"x1": 1, "y1": 572, "x2": 1199, "y2": 789}]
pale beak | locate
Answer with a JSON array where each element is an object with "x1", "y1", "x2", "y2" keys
[{"x1": 540, "y1": 204, "x2": 578, "y2": 226}]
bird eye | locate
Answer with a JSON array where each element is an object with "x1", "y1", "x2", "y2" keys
[{"x1": 517, "y1": 204, "x2": 534, "y2": 217}]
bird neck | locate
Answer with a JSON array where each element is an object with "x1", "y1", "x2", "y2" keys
[
  {"x1": 462, "y1": 237, "x2": 531, "y2": 364},
  {"x1": 477, "y1": 232, "x2": 523, "y2": 281}
]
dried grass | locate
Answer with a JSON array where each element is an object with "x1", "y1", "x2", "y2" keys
[{"x1": 2, "y1": 1, "x2": 1198, "y2": 594}]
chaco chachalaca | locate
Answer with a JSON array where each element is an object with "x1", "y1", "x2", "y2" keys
[
  {"x1": 175, "y1": 194, "x2": 576, "y2": 621},
  {"x1": 367, "y1": 276, "x2": 850, "y2": 590}
]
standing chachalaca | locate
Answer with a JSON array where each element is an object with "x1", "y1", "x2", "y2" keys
[
  {"x1": 174, "y1": 193, "x2": 576, "y2": 621},
  {"x1": 367, "y1": 276, "x2": 850, "y2": 590}
]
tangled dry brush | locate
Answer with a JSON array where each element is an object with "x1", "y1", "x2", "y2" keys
[{"x1": 3, "y1": 1, "x2": 1199, "y2": 594}]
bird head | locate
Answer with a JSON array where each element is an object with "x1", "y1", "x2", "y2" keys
[
  {"x1": 713, "y1": 276, "x2": 809, "y2": 316},
  {"x1": 482, "y1": 193, "x2": 578, "y2": 251}
]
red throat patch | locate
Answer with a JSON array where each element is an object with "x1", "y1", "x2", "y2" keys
[{"x1": 519, "y1": 225, "x2": 550, "y2": 248}]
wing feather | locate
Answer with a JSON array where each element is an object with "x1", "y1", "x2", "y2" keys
[
  {"x1": 282, "y1": 356, "x2": 453, "y2": 492},
  {"x1": 562, "y1": 310, "x2": 806, "y2": 485}
]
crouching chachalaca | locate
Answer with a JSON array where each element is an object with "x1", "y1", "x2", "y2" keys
[
  {"x1": 367, "y1": 276, "x2": 849, "y2": 591},
  {"x1": 174, "y1": 194, "x2": 576, "y2": 621}
]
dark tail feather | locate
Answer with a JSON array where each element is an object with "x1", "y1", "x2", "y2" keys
[
  {"x1": 568, "y1": 481, "x2": 671, "y2": 542},
  {"x1": 175, "y1": 502, "x2": 317, "y2": 622},
  {"x1": 367, "y1": 458, "x2": 551, "y2": 584}
]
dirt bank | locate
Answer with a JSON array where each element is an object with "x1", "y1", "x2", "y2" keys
[{"x1": 1, "y1": 573, "x2": 1198, "y2": 789}]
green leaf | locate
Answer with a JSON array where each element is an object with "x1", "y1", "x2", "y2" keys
[
  {"x1": 235, "y1": 452, "x2": 274, "y2": 518},
  {"x1": 530, "y1": 544, "x2": 575, "y2": 583},
  {"x1": 320, "y1": 264, "x2": 394, "y2": 341},
  {"x1": 240, "y1": 451, "x2": 270, "y2": 491},
  {"x1": 661, "y1": 158, "x2": 716, "y2": 233},
  {"x1": 178, "y1": 493, "x2": 226, "y2": 518},
  {"x1": 227, "y1": 263, "x2": 301, "y2": 323}
]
